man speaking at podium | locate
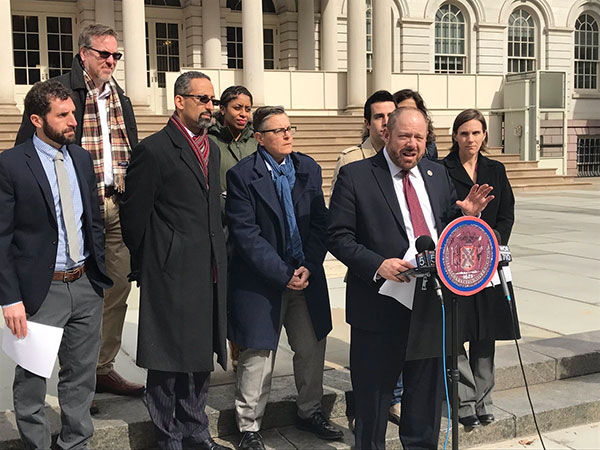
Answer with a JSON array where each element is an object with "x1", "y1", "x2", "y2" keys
[{"x1": 328, "y1": 107, "x2": 493, "y2": 449}]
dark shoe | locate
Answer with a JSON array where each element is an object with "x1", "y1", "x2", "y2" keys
[
  {"x1": 90, "y1": 400, "x2": 99, "y2": 415},
  {"x1": 195, "y1": 437, "x2": 233, "y2": 450},
  {"x1": 459, "y1": 415, "x2": 481, "y2": 427},
  {"x1": 238, "y1": 431, "x2": 266, "y2": 450},
  {"x1": 296, "y1": 412, "x2": 344, "y2": 440},
  {"x1": 478, "y1": 413, "x2": 495, "y2": 425},
  {"x1": 96, "y1": 370, "x2": 145, "y2": 397}
]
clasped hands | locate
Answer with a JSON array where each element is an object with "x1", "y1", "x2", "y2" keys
[{"x1": 287, "y1": 266, "x2": 311, "y2": 290}]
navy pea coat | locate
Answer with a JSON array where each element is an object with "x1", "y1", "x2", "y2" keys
[{"x1": 225, "y1": 150, "x2": 332, "y2": 351}]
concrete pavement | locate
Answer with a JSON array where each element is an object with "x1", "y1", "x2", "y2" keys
[{"x1": 1, "y1": 183, "x2": 599, "y2": 448}]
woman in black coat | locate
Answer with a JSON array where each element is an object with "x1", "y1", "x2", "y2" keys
[{"x1": 443, "y1": 109, "x2": 519, "y2": 428}]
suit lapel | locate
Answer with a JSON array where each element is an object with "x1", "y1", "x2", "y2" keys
[
  {"x1": 24, "y1": 140, "x2": 57, "y2": 224},
  {"x1": 444, "y1": 151, "x2": 474, "y2": 191},
  {"x1": 69, "y1": 146, "x2": 91, "y2": 220},
  {"x1": 418, "y1": 161, "x2": 444, "y2": 233},
  {"x1": 370, "y1": 151, "x2": 407, "y2": 234},
  {"x1": 250, "y1": 153, "x2": 285, "y2": 226},
  {"x1": 291, "y1": 153, "x2": 309, "y2": 208},
  {"x1": 165, "y1": 121, "x2": 208, "y2": 193}
]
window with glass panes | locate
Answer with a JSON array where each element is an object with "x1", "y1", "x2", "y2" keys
[
  {"x1": 46, "y1": 17, "x2": 74, "y2": 79},
  {"x1": 12, "y1": 15, "x2": 41, "y2": 85},
  {"x1": 366, "y1": 0, "x2": 372, "y2": 71},
  {"x1": 155, "y1": 22, "x2": 180, "y2": 88},
  {"x1": 508, "y1": 9, "x2": 535, "y2": 73},
  {"x1": 435, "y1": 4, "x2": 466, "y2": 74},
  {"x1": 575, "y1": 14, "x2": 599, "y2": 90},
  {"x1": 227, "y1": 27, "x2": 243, "y2": 69},
  {"x1": 227, "y1": 27, "x2": 275, "y2": 69}
]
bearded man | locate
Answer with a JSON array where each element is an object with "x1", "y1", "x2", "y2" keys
[{"x1": 120, "y1": 71, "x2": 230, "y2": 450}]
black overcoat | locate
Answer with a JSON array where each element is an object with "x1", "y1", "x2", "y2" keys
[
  {"x1": 225, "y1": 151, "x2": 332, "y2": 351},
  {"x1": 120, "y1": 122, "x2": 228, "y2": 372},
  {"x1": 443, "y1": 151, "x2": 520, "y2": 341}
]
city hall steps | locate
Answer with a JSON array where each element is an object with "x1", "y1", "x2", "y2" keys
[{"x1": 0, "y1": 112, "x2": 591, "y2": 197}]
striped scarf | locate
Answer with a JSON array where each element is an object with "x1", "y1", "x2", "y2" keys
[
  {"x1": 81, "y1": 70, "x2": 132, "y2": 212},
  {"x1": 169, "y1": 113, "x2": 210, "y2": 185}
]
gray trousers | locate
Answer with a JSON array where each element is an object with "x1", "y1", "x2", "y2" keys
[
  {"x1": 235, "y1": 289, "x2": 326, "y2": 432},
  {"x1": 13, "y1": 276, "x2": 103, "y2": 450},
  {"x1": 458, "y1": 340, "x2": 495, "y2": 418}
]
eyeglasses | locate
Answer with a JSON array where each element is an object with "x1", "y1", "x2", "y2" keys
[
  {"x1": 258, "y1": 126, "x2": 296, "y2": 136},
  {"x1": 180, "y1": 94, "x2": 220, "y2": 106},
  {"x1": 86, "y1": 46, "x2": 123, "y2": 61}
]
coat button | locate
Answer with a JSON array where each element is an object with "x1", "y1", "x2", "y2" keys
[
  {"x1": 210, "y1": 232, "x2": 215, "y2": 237},
  {"x1": 52, "y1": 241, "x2": 57, "y2": 245}
]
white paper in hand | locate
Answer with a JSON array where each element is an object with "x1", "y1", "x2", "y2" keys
[
  {"x1": 2, "y1": 321, "x2": 63, "y2": 378},
  {"x1": 378, "y1": 246, "x2": 418, "y2": 311}
]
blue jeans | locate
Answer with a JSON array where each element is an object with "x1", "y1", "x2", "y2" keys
[{"x1": 391, "y1": 372, "x2": 403, "y2": 406}]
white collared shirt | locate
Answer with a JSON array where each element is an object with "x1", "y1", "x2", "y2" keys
[
  {"x1": 383, "y1": 147, "x2": 439, "y2": 248},
  {"x1": 97, "y1": 83, "x2": 113, "y2": 186}
]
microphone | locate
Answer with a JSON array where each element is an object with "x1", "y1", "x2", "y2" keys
[
  {"x1": 493, "y1": 230, "x2": 512, "y2": 302},
  {"x1": 415, "y1": 235, "x2": 444, "y2": 303}
]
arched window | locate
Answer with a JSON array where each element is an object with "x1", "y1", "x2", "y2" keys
[
  {"x1": 227, "y1": 0, "x2": 276, "y2": 13},
  {"x1": 366, "y1": 0, "x2": 372, "y2": 71},
  {"x1": 575, "y1": 13, "x2": 599, "y2": 90},
  {"x1": 435, "y1": 4, "x2": 466, "y2": 74},
  {"x1": 508, "y1": 8, "x2": 535, "y2": 73}
]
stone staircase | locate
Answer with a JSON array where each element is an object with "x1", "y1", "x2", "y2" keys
[
  {"x1": 1, "y1": 331, "x2": 598, "y2": 449},
  {"x1": 0, "y1": 113, "x2": 593, "y2": 196}
]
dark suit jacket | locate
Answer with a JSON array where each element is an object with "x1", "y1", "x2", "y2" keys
[
  {"x1": 225, "y1": 151, "x2": 332, "y2": 351},
  {"x1": 120, "y1": 121, "x2": 228, "y2": 372},
  {"x1": 327, "y1": 151, "x2": 460, "y2": 343},
  {"x1": 0, "y1": 140, "x2": 112, "y2": 314},
  {"x1": 15, "y1": 55, "x2": 138, "y2": 148}
]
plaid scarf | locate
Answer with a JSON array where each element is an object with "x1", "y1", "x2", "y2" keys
[
  {"x1": 81, "y1": 70, "x2": 132, "y2": 212},
  {"x1": 169, "y1": 113, "x2": 210, "y2": 185}
]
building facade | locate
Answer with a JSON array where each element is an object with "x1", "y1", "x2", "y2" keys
[{"x1": 1, "y1": 0, "x2": 599, "y2": 176}]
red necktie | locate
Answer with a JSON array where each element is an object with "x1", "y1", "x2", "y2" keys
[{"x1": 401, "y1": 170, "x2": 431, "y2": 238}]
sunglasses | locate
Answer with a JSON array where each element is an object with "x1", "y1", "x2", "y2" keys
[
  {"x1": 181, "y1": 94, "x2": 220, "y2": 106},
  {"x1": 86, "y1": 46, "x2": 123, "y2": 61}
]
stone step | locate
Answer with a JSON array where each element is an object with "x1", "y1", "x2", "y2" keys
[{"x1": 1, "y1": 331, "x2": 598, "y2": 449}]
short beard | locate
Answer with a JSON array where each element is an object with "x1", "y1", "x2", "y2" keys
[
  {"x1": 197, "y1": 114, "x2": 215, "y2": 131},
  {"x1": 43, "y1": 121, "x2": 76, "y2": 146}
]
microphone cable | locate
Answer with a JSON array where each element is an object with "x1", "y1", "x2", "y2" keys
[
  {"x1": 440, "y1": 294, "x2": 451, "y2": 450},
  {"x1": 504, "y1": 283, "x2": 547, "y2": 450}
]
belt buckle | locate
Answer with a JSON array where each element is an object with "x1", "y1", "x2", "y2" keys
[{"x1": 63, "y1": 266, "x2": 77, "y2": 283}]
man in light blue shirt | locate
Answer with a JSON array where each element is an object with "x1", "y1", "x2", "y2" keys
[{"x1": 0, "y1": 80, "x2": 111, "y2": 449}]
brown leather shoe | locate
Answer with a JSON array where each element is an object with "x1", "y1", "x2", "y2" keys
[{"x1": 96, "y1": 370, "x2": 145, "y2": 397}]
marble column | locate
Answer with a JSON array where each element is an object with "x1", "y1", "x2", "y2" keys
[
  {"x1": 242, "y1": 0, "x2": 264, "y2": 105},
  {"x1": 122, "y1": 0, "x2": 150, "y2": 110},
  {"x1": 346, "y1": 0, "x2": 367, "y2": 113},
  {"x1": 0, "y1": 0, "x2": 18, "y2": 113},
  {"x1": 298, "y1": 0, "x2": 315, "y2": 70},
  {"x1": 372, "y1": 0, "x2": 392, "y2": 92},
  {"x1": 202, "y1": 0, "x2": 221, "y2": 68},
  {"x1": 320, "y1": 0, "x2": 337, "y2": 71},
  {"x1": 95, "y1": 0, "x2": 115, "y2": 30}
]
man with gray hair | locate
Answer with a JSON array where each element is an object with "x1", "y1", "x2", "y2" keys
[
  {"x1": 226, "y1": 106, "x2": 342, "y2": 450},
  {"x1": 120, "y1": 71, "x2": 230, "y2": 450},
  {"x1": 15, "y1": 23, "x2": 142, "y2": 400}
]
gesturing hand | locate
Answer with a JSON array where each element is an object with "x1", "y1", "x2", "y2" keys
[
  {"x1": 456, "y1": 183, "x2": 494, "y2": 217},
  {"x1": 377, "y1": 258, "x2": 415, "y2": 283}
]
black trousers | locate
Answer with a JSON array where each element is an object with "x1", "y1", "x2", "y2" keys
[
  {"x1": 146, "y1": 370, "x2": 211, "y2": 450},
  {"x1": 350, "y1": 327, "x2": 443, "y2": 450}
]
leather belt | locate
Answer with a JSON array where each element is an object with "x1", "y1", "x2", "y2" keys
[
  {"x1": 105, "y1": 185, "x2": 116, "y2": 198},
  {"x1": 53, "y1": 264, "x2": 86, "y2": 282}
]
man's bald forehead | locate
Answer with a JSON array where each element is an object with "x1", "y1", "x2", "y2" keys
[{"x1": 387, "y1": 107, "x2": 427, "y2": 133}]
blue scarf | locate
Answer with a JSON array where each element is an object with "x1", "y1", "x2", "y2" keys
[{"x1": 258, "y1": 146, "x2": 305, "y2": 266}]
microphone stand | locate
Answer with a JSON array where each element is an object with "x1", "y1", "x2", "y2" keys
[{"x1": 431, "y1": 276, "x2": 459, "y2": 450}]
